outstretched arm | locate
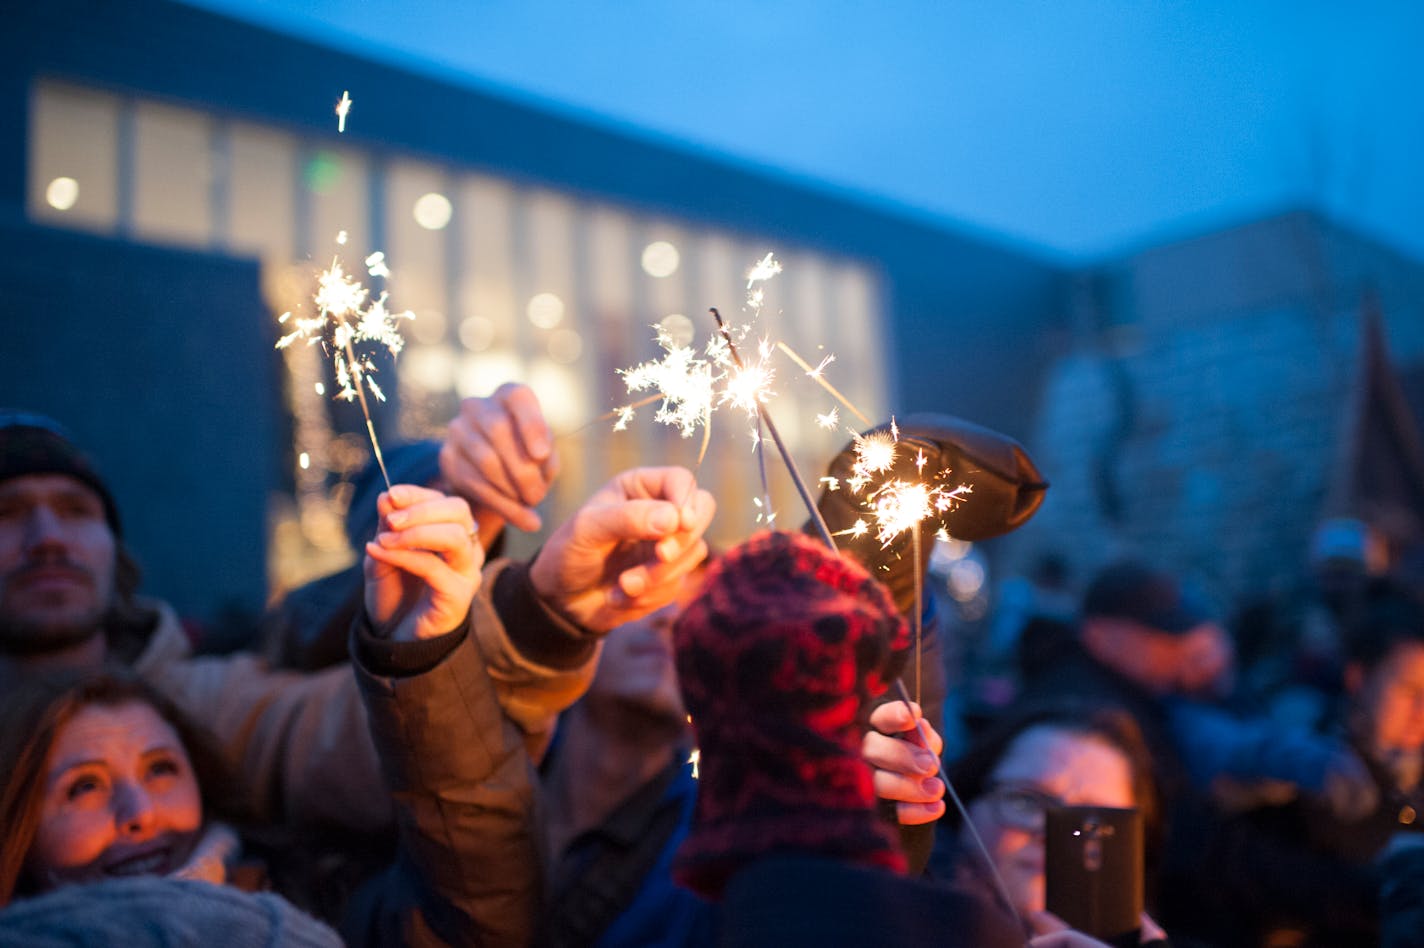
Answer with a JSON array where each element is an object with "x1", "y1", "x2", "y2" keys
[{"x1": 345, "y1": 485, "x2": 539, "y2": 948}]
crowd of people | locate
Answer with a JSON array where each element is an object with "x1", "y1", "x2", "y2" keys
[{"x1": 0, "y1": 384, "x2": 1421, "y2": 947}]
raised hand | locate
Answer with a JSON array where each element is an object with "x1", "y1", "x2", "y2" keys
[
  {"x1": 363, "y1": 484, "x2": 484, "y2": 642},
  {"x1": 440, "y1": 382, "x2": 559, "y2": 546},
  {"x1": 530, "y1": 466, "x2": 716, "y2": 633}
]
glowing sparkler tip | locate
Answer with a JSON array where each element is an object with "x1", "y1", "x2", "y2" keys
[
  {"x1": 336, "y1": 90, "x2": 352, "y2": 133},
  {"x1": 336, "y1": 230, "x2": 348, "y2": 245}
]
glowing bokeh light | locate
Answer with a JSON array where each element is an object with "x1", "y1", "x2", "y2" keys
[
  {"x1": 659, "y1": 313, "x2": 695, "y2": 347},
  {"x1": 641, "y1": 240, "x2": 680, "y2": 278},
  {"x1": 412, "y1": 192, "x2": 453, "y2": 230},
  {"x1": 45, "y1": 176, "x2": 79, "y2": 211},
  {"x1": 459, "y1": 315, "x2": 495, "y2": 352},
  {"x1": 527, "y1": 292, "x2": 565, "y2": 328}
]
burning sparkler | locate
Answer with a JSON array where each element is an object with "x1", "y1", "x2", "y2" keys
[{"x1": 276, "y1": 246, "x2": 413, "y2": 488}]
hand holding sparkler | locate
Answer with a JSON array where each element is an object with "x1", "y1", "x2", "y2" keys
[
  {"x1": 863, "y1": 699, "x2": 946, "y2": 826},
  {"x1": 530, "y1": 466, "x2": 716, "y2": 633},
  {"x1": 363, "y1": 484, "x2": 483, "y2": 643},
  {"x1": 441, "y1": 382, "x2": 559, "y2": 546}
]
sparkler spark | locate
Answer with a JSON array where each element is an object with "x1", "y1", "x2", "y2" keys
[
  {"x1": 619, "y1": 325, "x2": 718, "y2": 438},
  {"x1": 853, "y1": 429, "x2": 898, "y2": 477},
  {"x1": 336, "y1": 90, "x2": 352, "y2": 132},
  {"x1": 816, "y1": 407, "x2": 841, "y2": 430},
  {"x1": 746, "y1": 252, "x2": 782, "y2": 289},
  {"x1": 612, "y1": 405, "x2": 637, "y2": 432}
]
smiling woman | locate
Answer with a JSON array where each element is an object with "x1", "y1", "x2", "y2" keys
[{"x1": 0, "y1": 671, "x2": 252, "y2": 906}]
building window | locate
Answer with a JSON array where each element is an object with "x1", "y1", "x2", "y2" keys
[
  {"x1": 226, "y1": 121, "x2": 297, "y2": 266},
  {"x1": 132, "y1": 100, "x2": 215, "y2": 246},
  {"x1": 28, "y1": 82, "x2": 120, "y2": 231}
]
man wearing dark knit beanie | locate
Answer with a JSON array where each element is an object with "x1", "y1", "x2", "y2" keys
[{"x1": 672, "y1": 530, "x2": 912, "y2": 896}]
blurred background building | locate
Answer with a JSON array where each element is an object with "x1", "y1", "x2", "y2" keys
[{"x1": 2, "y1": 0, "x2": 1421, "y2": 641}]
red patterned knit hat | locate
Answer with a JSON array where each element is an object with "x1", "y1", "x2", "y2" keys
[{"x1": 672, "y1": 530, "x2": 910, "y2": 899}]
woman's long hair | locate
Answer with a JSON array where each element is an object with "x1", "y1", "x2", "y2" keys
[{"x1": 0, "y1": 668, "x2": 252, "y2": 905}]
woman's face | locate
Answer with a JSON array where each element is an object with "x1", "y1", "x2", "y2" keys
[
  {"x1": 27, "y1": 701, "x2": 202, "y2": 890},
  {"x1": 965, "y1": 724, "x2": 1136, "y2": 917}
]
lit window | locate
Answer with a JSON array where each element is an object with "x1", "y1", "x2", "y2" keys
[
  {"x1": 45, "y1": 177, "x2": 79, "y2": 211},
  {"x1": 641, "y1": 240, "x2": 680, "y2": 278},
  {"x1": 404, "y1": 346, "x2": 456, "y2": 392},
  {"x1": 527, "y1": 292, "x2": 564, "y2": 329},
  {"x1": 412, "y1": 192, "x2": 452, "y2": 230},
  {"x1": 457, "y1": 351, "x2": 524, "y2": 397},
  {"x1": 386, "y1": 161, "x2": 448, "y2": 324},
  {"x1": 133, "y1": 100, "x2": 214, "y2": 245},
  {"x1": 228, "y1": 122, "x2": 296, "y2": 264},
  {"x1": 29, "y1": 82, "x2": 119, "y2": 230}
]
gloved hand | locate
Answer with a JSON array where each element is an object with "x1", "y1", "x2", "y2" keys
[
  {"x1": 808, "y1": 413, "x2": 1048, "y2": 614},
  {"x1": 672, "y1": 531, "x2": 910, "y2": 899}
]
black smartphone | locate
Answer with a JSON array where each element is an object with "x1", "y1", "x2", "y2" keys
[{"x1": 1045, "y1": 805, "x2": 1143, "y2": 948}]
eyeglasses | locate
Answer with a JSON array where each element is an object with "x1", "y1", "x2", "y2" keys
[{"x1": 982, "y1": 782, "x2": 1067, "y2": 833}]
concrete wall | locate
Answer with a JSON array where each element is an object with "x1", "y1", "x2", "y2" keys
[{"x1": 1002, "y1": 210, "x2": 1424, "y2": 606}]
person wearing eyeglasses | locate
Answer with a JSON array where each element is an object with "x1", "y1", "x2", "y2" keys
[{"x1": 930, "y1": 703, "x2": 1169, "y2": 943}]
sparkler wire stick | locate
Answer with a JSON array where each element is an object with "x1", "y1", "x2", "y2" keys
[
  {"x1": 890, "y1": 676, "x2": 1028, "y2": 938},
  {"x1": 913, "y1": 525, "x2": 922, "y2": 704},
  {"x1": 775, "y1": 341, "x2": 873, "y2": 428},
  {"x1": 555, "y1": 393, "x2": 665, "y2": 440},
  {"x1": 709, "y1": 309, "x2": 834, "y2": 547},
  {"x1": 814, "y1": 463, "x2": 1024, "y2": 936},
  {"x1": 343, "y1": 336, "x2": 391, "y2": 489}
]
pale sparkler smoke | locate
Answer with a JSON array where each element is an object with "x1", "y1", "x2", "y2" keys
[
  {"x1": 335, "y1": 90, "x2": 352, "y2": 132},
  {"x1": 276, "y1": 247, "x2": 413, "y2": 489}
]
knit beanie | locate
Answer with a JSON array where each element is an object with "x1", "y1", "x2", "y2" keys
[
  {"x1": 672, "y1": 530, "x2": 910, "y2": 899},
  {"x1": 0, "y1": 410, "x2": 122, "y2": 537}
]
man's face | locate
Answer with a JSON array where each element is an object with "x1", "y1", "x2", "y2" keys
[
  {"x1": 0, "y1": 474, "x2": 116, "y2": 653},
  {"x1": 1084, "y1": 618, "x2": 1234, "y2": 697}
]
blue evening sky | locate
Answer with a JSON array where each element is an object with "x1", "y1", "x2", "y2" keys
[{"x1": 179, "y1": 0, "x2": 1423, "y2": 263}]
